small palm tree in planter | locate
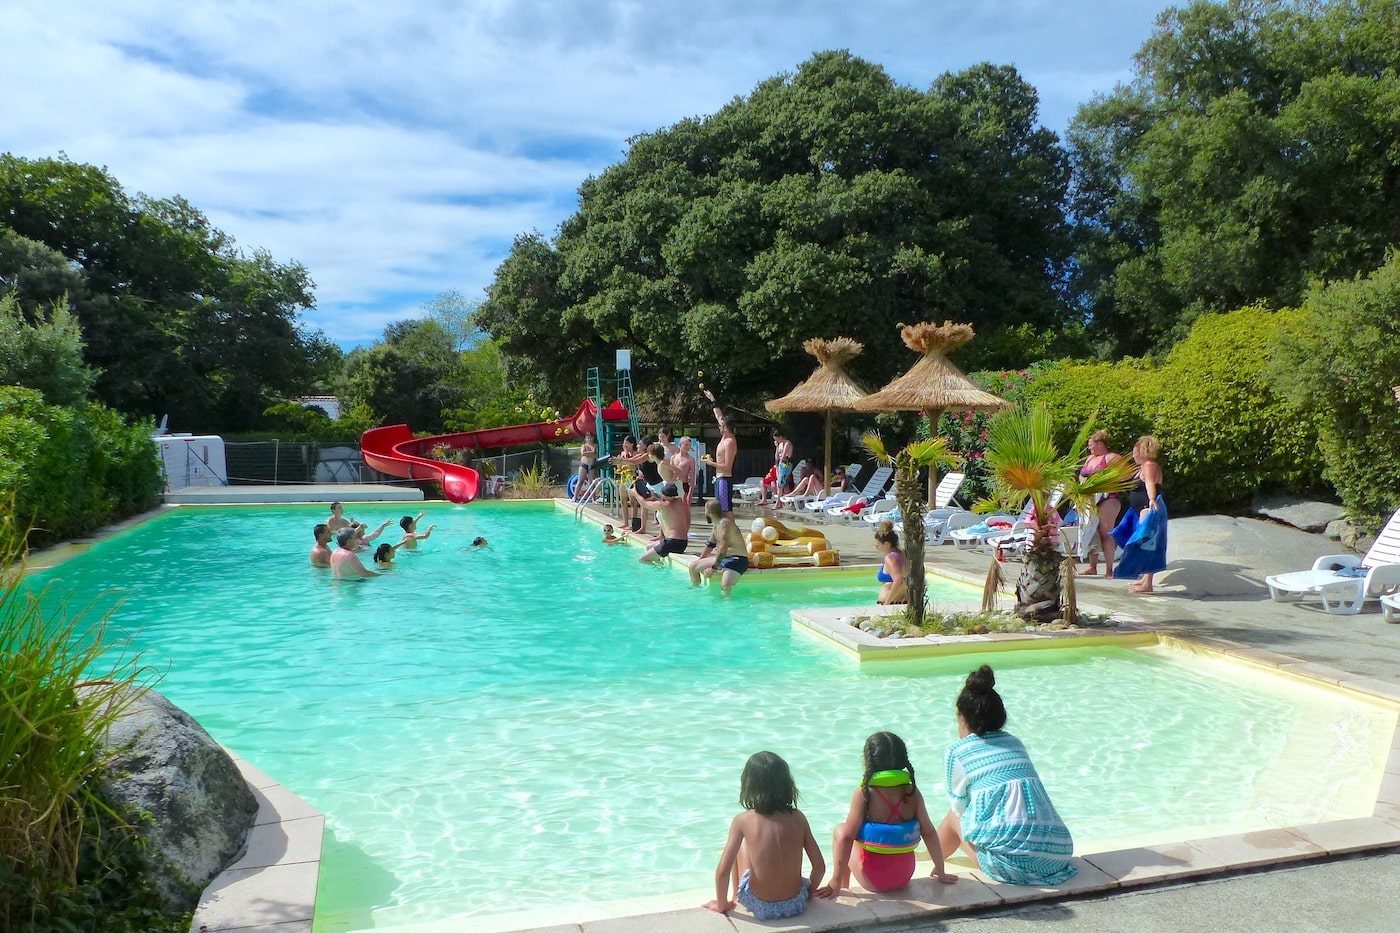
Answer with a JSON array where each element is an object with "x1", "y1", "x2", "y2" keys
[
  {"x1": 861, "y1": 432, "x2": 961, "y2": 628},
  {"x1": 979, "y1": 404, "x2": 1138, "y2": 623}
]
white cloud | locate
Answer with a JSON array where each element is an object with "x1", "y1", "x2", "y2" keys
[{"x1": 2, "y1": 0, "x2": 1167, "y2": 342}]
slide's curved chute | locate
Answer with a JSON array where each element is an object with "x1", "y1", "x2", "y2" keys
[{"x1": 361, "y1": 399, "x2": 631, "y2": 503}]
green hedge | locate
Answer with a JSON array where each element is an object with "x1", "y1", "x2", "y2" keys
[
  {"x1": 0, "y1": 388, "x2": 163, "y2": 551},
  {"x1": 1278, "y1": 252, "x2": 1400, "y2": 531},
  {"x1": 1011, "y1": 305, "x2": 1325, "y2": 514}
]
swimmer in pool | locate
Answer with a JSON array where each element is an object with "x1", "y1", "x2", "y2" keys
[
  {"x1": 309, "y1": 523, "x2": 332, "y2": 566},
  {"x1": 399, "y1": 512, "x2": 435, "y2": 548},
  {"x1": 331, "y1": 527, "x2": 377, "y2": 579},
  {"x1": 602, "y1": 524, "x2": 623, "y2": 545},
  {"x1": 373, "y1": 542, "x2": 403, "y2": 566}
]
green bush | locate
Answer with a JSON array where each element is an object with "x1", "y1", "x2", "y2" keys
[
  {"x1": 1152, "y1": 305, "x2": 1325, "y2": 511},
  {"x1": 0, "y1": 293, "x2": 96, "y2": 407},
  {"x1": 1013, "y1": 305, "x2": 1325, "y2": 514},
  {"x1": 1018, "y1": 359, "x2": 1156, "y2": 458},
  {"x1": 1278, "y1": 252, "x2": 1400, "y2": 530},
  {"x1": 0, "y1": 388, "x2": 161, "y2": 551}
]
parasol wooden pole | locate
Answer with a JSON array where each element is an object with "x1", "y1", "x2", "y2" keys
[
  {"x1": 925, "y1": 406, "x2": 944, "y2": 507},
  {"x1": 823, "y1": 409, "x2": 833, "y2": 497}
]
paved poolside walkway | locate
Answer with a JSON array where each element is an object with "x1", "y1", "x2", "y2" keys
[{"x1": 606, "y1": 501, "x2": 1400, "y2": 931}]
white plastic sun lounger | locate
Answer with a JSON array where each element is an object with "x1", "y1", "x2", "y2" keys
[{"x1": 1265, "y1": 507, "x2": 1400, "y2": 614}]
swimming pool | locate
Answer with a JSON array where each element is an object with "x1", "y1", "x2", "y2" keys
[{"x1": 29, "y1": 502, "x2": 1396, "y2": 930}]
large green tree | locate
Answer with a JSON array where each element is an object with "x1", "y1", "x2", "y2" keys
[
  {"x1": 1068, "y1": 0, "x2": 1400, "y2": 355},
  {"x1": 479, "y1": 51, "x2": 1075, "y2": 409},
  {"x1": 0, "y1": 155, "x2": 330, "y2": 430}
]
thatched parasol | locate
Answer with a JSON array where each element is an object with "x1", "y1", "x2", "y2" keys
[
  {"x1": 855, "y1": 321, "x2": 1010, "y2": 504},
  {"x1": 766, "y1": 337, "x2": 869, "y2": 495}
]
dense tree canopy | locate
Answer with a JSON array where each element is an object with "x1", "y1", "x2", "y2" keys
[
  {"x1": 479, "y1": 51, "x2": 1075, "y2": 409},
  {"x1": 0, "y1": 155, "x2": 336, "y2": 431},
  {"x1": 1068, "y1": 0, "x2": 1400, "y2": 355}
]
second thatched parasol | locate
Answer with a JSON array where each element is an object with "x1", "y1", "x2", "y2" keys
[
  {"x1": 766, "y1": 337, "x2": 869, "y2": 495},
  {"x1": 855, "y1": 321, "x2": 1010, "y2": 505}
]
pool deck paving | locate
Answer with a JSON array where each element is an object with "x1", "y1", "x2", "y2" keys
[{"x1": 551, "y1": 500, "x2": 1400, "y2": 933}]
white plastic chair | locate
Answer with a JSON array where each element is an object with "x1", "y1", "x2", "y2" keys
[
  {"x1": 1265, "y1": 507, "x2": 1400, "y2": 614},
  {"x1": 1382, "y1": 593, "x2": 1400, "y2": 624},
  {"x1": 929, "y1": 510, "x2": 981, "y2": 546}
]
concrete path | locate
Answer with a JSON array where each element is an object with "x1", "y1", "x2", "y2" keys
[{"x1": 889, "y1": 851, "x2": 1397, "y2": 933}]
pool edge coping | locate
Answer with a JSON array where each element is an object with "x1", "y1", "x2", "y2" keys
[{"x1": 187, "y1": 748, "x2": 324, "y2": 933}]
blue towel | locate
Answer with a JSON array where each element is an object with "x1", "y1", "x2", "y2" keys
[
  {"x1": 1112, "y1": 497, "x2": 1168, "y2": 578},
  {"x1": 967, "y1": 521, "x2": 991, "y2": 535},
  {"x1": 1335, "y1": 566, "x2": 1367, "y2": 578}
]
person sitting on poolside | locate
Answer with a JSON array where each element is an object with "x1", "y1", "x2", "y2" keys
[
  {"x1": 331, "y1": 527, "x2": 377, "y2": 579},
  {"x1": 639, "y1": 483, "x2": 691, "y2": 564},
  {"x1": 373, "y1": 542, "x2": 402, "y2": 566},
  {"x1": 399, "y1": 512, "x2": 435, "y2": 548},
  {"x1": 602, "y1": 524, "x2": 624, "y2": 545},
  {"x1": 309, "y1": 523, "x2": 333, "y2": 567},
  {"x1": 689, "y1": 500, "x2": 749, "y2": 594}
]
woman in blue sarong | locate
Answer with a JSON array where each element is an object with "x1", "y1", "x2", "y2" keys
[
  {"x1": 938, "y1": 666, "x2": 1077, "y2": 886},
  {"x1": 1111, "y1": 435, "x2": 1167, "y2": 594}
]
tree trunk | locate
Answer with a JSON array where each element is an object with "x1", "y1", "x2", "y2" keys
[
  {"x1": 1016, "y1": 539, "x2": 1062, "y2": 622},
  {"x1": 923, "y1": 407, "x2": 944, "y2": 507},
  {"x1": 895, "y1": 465, "x2": 927, "y2": 627}
]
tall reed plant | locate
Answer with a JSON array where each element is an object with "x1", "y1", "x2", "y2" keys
[{"x1": 0, "y1": 511, "x2": 147, "y2": 928}]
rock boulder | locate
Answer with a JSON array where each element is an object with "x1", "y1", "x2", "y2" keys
[
  {"x1": 88, "y1": 686, "x2": 257, "y2": 911},
  {"x1": 1252, "y1": 497, "x2": 1346, "y2": 534}
]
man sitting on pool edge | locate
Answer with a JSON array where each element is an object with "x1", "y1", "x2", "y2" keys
[
  {"x1": 331, "y1": 527, "x2": 378, "y2": 579},
  {"x1": 638, "y1": 483, "x2": 691, "y2": 564}
]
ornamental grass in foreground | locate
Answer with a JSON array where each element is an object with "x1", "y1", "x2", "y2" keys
[{"x1": 0, "y1": 513, "x2": 183, "y2": 932}]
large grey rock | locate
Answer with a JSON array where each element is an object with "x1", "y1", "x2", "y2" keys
[
  {"x1": 88, "y1": 686, "x2": 257, "y2": 911},
  {"x1": 1252, "y1": 497, "x2": 1345, "y2": 534}
]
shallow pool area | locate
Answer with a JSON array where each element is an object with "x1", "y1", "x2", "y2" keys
[{"x1": 29, "y1": 502, "x2": 1397, "y2": 931}]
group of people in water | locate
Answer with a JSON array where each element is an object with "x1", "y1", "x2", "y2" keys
[
  {"x1": 308, "y1": 501, "x2": 485, "y2": 579},
  {"x1": 705, "y1": 665, "x2": 1075, "y2": 920}
]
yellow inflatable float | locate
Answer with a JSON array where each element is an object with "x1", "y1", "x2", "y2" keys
[{"x1": 747, "y1": 517, "x2": 840, "y2": 569}]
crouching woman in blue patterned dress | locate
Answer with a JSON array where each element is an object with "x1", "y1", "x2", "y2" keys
[{"x1": 936, "y1": 665, "x2": 1077, "y2": 885}]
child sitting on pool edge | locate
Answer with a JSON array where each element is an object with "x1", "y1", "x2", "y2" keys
[
  {"x1": 704, "y1": 751, "x2": 828, "y2": 919},
  {"x1": 820, "y1": 731, "x2": 957, "y2": 896}
]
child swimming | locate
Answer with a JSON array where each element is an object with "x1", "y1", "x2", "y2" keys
[
  {"x1": 373, "y1": 542, "x2": 401, "y2": 566},
  {"x1": 820, "y1": 732, "x2": 958, "y2": 895},
  {"x1": 399, "y1": 512, "x2": 435, "y2": 548},
  {"x1": 704, "y1": 751, "x2": 827, "y2": 920},
  {"x1": 601, "y1": 524, "x2": 623, "y2": 544}
]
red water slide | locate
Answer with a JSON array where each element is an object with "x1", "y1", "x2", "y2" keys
[{"x1": 360, "y1": 399, "x2": 631, "y2": 503}]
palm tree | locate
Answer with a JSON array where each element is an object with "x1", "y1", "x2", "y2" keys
[
  {"x1": 979, "y1": 404, "x2": 1138, "y2": 623},
  {"x1": 861, "y1": 432, "x2": 960, "y2": 627}
]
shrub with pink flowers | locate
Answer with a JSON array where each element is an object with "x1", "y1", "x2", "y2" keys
[{"x1": 918, "y1": 369, "x2": 1036, "y2": 503}]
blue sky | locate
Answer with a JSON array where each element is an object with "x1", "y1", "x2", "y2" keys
[{"x1": 3, "y1": 1, "x2": 1169, "y2": 347}]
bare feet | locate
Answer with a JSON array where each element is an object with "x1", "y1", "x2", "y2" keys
[
  {"x1": 1080, "y1": 567, "x2": 1099, "y2": 577},
  {"x1": 1128, "y1": 582, "x2": 1153, "y2": 594}
]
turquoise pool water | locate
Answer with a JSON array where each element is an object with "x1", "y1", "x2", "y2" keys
[{"x1": 29, "y1": 502, "x2": 1395, "y2": 930}]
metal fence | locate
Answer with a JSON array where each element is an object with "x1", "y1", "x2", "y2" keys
[{"x1": 222, "y1": 441, "x2": 557, "y2": 489}]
